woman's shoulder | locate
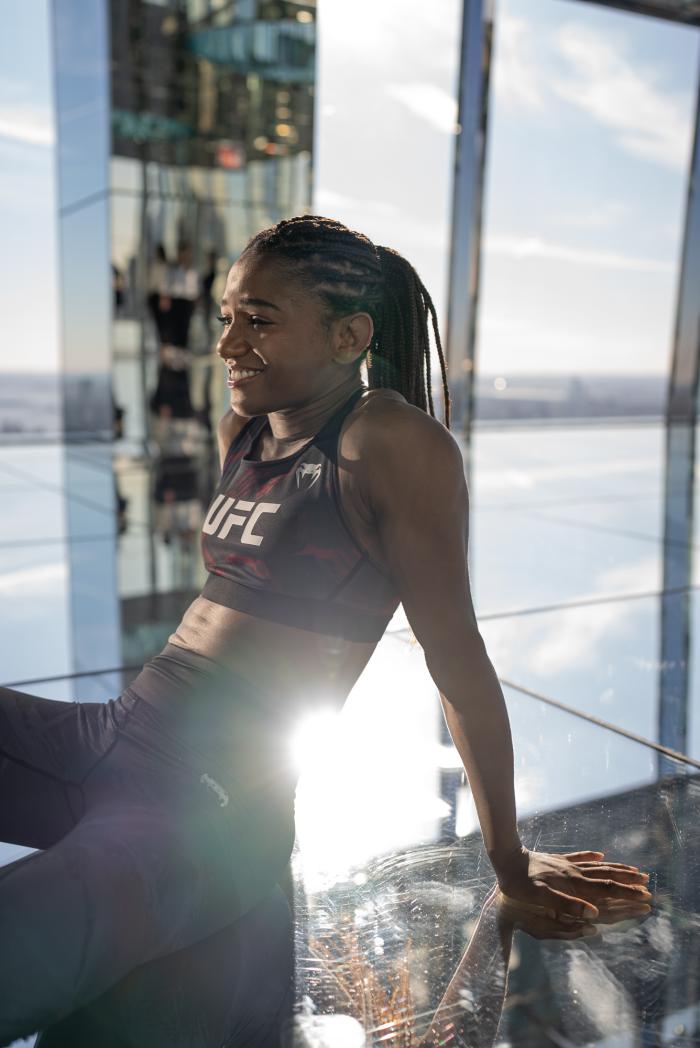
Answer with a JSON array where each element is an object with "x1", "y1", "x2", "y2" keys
[
  {"x1": 354, "y1": 387, "x2": 446, "y2": 431},
  {"x1": 346, "y1": 387, "x2": 457, "y2": 459},
  {"x1": 353, "y1": 386, "x2": 410, "y2": 421}
]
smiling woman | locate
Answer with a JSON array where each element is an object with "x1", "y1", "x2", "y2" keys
[{"x1": 0, "y1": 214, "x2": 651, "y2": 1044}]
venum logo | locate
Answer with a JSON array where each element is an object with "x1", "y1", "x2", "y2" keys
[
  {"x1": 296, "y1": 462, "x2": 322, "y2": 489},
  {"x1": 202, "y1": 494, "x2": 280, "y2": 545}
]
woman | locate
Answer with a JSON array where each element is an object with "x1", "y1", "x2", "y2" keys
[{"x1": 0, "y1": 215, "x2": 652, "y2": 1043}]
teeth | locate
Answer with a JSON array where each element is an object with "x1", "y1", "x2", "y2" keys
[{"x1": 228, "y1": 368, "x2": 261, "y2": 380}]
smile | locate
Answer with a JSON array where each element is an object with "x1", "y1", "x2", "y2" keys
[{"x1": 226, "y1": 367, "x2": 265, "y2": 388}]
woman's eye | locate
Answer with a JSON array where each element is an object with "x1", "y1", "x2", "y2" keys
[{"x1": 215, "y1": 314, "x2": 267, "y2": 329}]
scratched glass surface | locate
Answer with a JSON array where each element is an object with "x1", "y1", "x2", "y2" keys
[
  {"x1": 287, "y1": 632, "x2": 696, "y2": 1044},
  {"x1": 2, "y1": 416, "x2": 700, "y2": 1043},
  {"x1": 3, "y1": 403, "x2": 700, "y2": 1043},
  {"x1": 2, "y1": 645, "x2": 695, "y2": 1046}
]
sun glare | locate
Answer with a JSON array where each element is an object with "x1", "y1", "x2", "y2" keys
[{"x1": 289, "y1": 707, "x2": 344, "y2": 776}]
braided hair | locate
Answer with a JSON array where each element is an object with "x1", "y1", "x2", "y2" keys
[{"x1": 240, "y1": 215, "x2": 451, "y2": 429}]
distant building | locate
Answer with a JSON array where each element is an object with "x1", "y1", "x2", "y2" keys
[{"x1": 472, "y1": 373, "x2": 666, "y2": 423}]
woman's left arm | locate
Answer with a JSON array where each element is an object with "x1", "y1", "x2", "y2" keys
[
  {"x1": 361, "y1": 405, "x2": 523, "y2": 866},
  {"x1": 361, "y1": 404, "x2": 652, "y2": 922}
]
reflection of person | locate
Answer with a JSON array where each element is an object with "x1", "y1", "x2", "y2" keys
[
  {"x1": 152, "y1": 410, "x2": 205, "y2": 549},
  {"x1": 147, "y1": 243, "x2": 169, "y2": 344},
  {"x1": 420, "y1": 881, "x2": 652, "y2": 1046},
  {"x1": 201, "y1": 248, "x2": 218, "y2": 320},
  {"x1": 111, "y1": 390, "x2": 128, "y2": 536},
  {"x1": 149, "y1": 356, "x2": 193, "y2": 418},
  {"x1": 0, "y1": 215, "x2": 652, "y2": 1043},
  {"x1": 149, "y1": 242, "x2": 200, "y2": 418},
  {"x1": 111, "y1": 263, "x2": 125, "y2": 313},
  {"x1": 161, "y1": 242, "x2": 199, "y2": 351}
]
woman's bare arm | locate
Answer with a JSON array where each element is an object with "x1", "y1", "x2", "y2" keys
[{"x1": 356, "y1": 400, "x2": 650, "y2": 921}]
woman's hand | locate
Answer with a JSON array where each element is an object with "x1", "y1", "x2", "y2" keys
[
  {"x1": 496, "y1": 883, "x2": 652, "y2": 941},
  {"x1": 493, "y1": 845, "x2": 652, "y2": 925}
]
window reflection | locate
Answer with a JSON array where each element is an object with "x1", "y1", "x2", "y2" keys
[
  {"x1": 474, "y1": 0, "x2": 700, "y2": 423},
  {"x1": 109, "y1": 0, "x2": 315, "y2": 657}
]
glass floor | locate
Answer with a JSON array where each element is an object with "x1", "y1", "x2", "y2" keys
[{"x1": 0, "y1": 416, "x2": 698, "y2": 1045}]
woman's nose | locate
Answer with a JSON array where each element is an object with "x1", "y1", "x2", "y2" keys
[{"x1": 217, "y1": 322, "x2": 246, "y2": 358}]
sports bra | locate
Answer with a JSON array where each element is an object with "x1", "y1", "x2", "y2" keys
[{"x1": 200, "y1": 387, "x2": 401, "y2": 642}]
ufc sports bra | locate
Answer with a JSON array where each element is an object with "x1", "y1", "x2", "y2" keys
[{"x1": 200, "y1": 387, "x2": 400, "y2": 642}]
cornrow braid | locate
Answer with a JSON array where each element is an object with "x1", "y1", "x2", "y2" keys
[{"x1": 240, "y1": 214, "x2": 451, "y2": 428}]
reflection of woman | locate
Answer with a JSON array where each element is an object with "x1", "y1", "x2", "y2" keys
[
  {"x1": 0, "y1": 216, "x2": 652, "y2": 1042},
  {"x1": 152, "y1": 411, "x2": 206, "y2": 550},
  {"x1": 161, "y1": 242, "x2": 199, "y2": 350},
  {"x1": 421, "y1": 882, "x2": 652, "y2": 1047},
  {"x1": 147, "y1": 243, "x2": 169, "y2": 344}
]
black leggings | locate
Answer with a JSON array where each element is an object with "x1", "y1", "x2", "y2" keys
[{"x1": 0, "y1": 644, "x2": 298, "y2": 1046}]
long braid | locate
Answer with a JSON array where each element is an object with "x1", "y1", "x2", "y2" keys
[{"x1": 241, "y1": 215, "x2": 451, "y2": 428}]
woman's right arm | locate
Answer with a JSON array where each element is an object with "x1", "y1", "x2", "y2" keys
[{"x1": 216, "y1": 409, "x2": 249, "y2": 471}]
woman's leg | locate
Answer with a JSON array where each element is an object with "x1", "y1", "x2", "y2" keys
[
  {"x1": 0, "y1": 722, "x2": 296, "y2": 1045},
  {"x1": 0, "y1": 687, "x2": 93, "y2": 850},
  {"x1": 33, "y1": 880, "x2": 295, "y2": 1048}
]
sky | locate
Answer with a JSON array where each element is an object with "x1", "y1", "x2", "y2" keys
[
  {"x1": 0, "y1": 0, "x2": 59, "y2": 375},
  {"x1": 0, "y1": 0, "x2": 698, "y2": 375},
  {"x1": 315, "y1": 0, "x2": 700, "y2": 376}
]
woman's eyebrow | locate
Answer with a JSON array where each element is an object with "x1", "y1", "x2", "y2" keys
[{"x1": 220, "y1": 295, "x2": 282, "y2": 312}]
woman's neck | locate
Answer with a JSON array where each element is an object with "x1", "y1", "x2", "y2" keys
[{"x1": 266, "y1": 375, "x2": 364, "y2": 445}]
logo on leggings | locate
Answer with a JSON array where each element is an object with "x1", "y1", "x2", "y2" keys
[{"x1": 200, "y1": 772, "x2": 230, "y2": 808}]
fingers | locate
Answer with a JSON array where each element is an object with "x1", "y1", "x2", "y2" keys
[
  {"x1": 576, "y1": 864, "x2": 650, "y2": 884},
  {"x1": 497, "y1": 886, "x2": 651, "y2": 941},
  {"x1": 594, "y1": 901, "x2": 652, "y2": 923},
  {"x1": 545, "y1": 888, "x2": 599, "y2": 919},
  {"x1": 532, "y1": 901, "x2": 652, "y2": 940},
  {"x1": 592, "y1": 879, "x2": 653, "y2": 902},
  {"x1": 565, "y1": 852, "x2": 650, "y2": 880},
  {"x1": 576, "y1": 861, "x2": 645, "y2": 873},
  {"x1": 554, "y1": 878, "x2": 652, "y2": 916},
  {"x1": 571, "y1": 869, "x2": 652, "y2": 898}
]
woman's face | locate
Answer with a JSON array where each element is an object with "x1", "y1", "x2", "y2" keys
[{"x1": 216, "y1": 253, "x2": 371, "y2": 415}]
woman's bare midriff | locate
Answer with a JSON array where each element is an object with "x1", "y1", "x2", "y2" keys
[{"x1": 167, "y1": 594, "x2": 377, "y2": 711}]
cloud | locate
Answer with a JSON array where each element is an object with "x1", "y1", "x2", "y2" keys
[
  {"x1": 554, "y1": 200, "x2": 634, "y2": 230},
  {"x1": 385, "y1": 82, "x2": 459, "y2": 134},
  {"x1": 527, "y1": 595, "x2": 629, "y2": 677},
  {"x1": 551, "y1": 23, "x2": 694, "y2": 171},
  {"x1": 483, "y1": 233, "x2": 674, "y2": 273},
  {"x1": 490, "y1": 14, "x2": 694, "y2": 172},
  {"x1": 314, "y1": 187, "x2": 399, "y2": 218},
  {"x1": 492, "y1": 12, "x2": 546, "y2": 111},
  {"x1": 0, "y1": 105, "x2": 54, "y2": 147},
  {"x1": 318, "y1": 0, "x2": 461, "y2": 75},
  {"x1": 484, "y1": 557, "x2": 651, "y2": 680},
  {"x1": 313, "y1": 188, "x2": 448, "y2": 253},
  {"x1": 0, "y1": 562, "x2": 66, "y2": 593}
]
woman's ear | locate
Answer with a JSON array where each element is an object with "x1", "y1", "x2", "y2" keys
[{"x1": 332, "y1": 312, "x2": 373, "y2": 365}]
